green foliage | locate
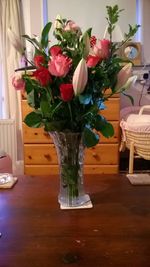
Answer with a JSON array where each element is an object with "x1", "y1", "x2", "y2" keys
[
  {"x1": 24, "y1": 112, "x2": 42, "y2": 127},
  {"x1": 106, "y1": 5, "x2": 124, "y2": 41},
  {"x1": 83, "y1": 126, "x2": 99, "y2": 147},
  {"x1": 41, "y1": 22, "x2": 52, "y2": 48}
]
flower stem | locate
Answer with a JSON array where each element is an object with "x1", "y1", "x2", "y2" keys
[{"x1": 68, "y1": 102, "x2": 73, "y2": 130}]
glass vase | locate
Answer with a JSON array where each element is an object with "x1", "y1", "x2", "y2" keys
[{"x1": 49, "y1": 131, "x2": 91, "y2": 208}]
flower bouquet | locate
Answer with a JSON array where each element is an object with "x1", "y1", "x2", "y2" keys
[{"x1": 12, "y1": 5, "x2": 139, "y2": 207}]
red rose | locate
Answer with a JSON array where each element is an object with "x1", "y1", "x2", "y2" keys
[
  {"x1": 34, "y1": 55, "x2": 45, "y2": 68},
  {"x1": 59, "y1": 83, "x2": 74, "y2": 102},
  {"x1": 33, "y1": 67, "x2": 52, "y2": 86},
  {"x1": 86, "y1": 55, "x2": 101, "y2": 68},
  {"x1": 49, "y1": 45, "x2": 62, "y2": 57}
]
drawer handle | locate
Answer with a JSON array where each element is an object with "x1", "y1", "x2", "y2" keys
[
  {"x1": 28, "y1": 155, "x2": 32, "y2": 159},
  {"x1": 44, "y1": 154, "x2": 51, "y2": 160},
  {"x1": 44, "y1": 132, "x2": 49, "y2": 137},
  {"x1": 92, "y1": 153, "x2": 98, "y2": 158}
]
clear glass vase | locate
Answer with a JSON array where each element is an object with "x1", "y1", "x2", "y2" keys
[{"x1": 49, "y1": 131, "x2": 91, "y2": 208}]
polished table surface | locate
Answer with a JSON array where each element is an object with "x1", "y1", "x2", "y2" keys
[{"x1": 0, "y1": 174, "x2": 150, "y2": 267}]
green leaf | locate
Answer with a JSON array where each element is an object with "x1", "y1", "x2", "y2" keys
[
  {"x1": 24, "y1": 78, "x2": 34, "y2": 94},
  {"x1": 22, "y1": 35, "x2": 42, "y2": 49},
  {"x1": 94, "y1": 115, "x2": 114, "y2": 138},
  {"x1": 86, "y1": 28, "x2": 92, "y2": 38},
  {"x1": 94, "y1": 115, "x2": 106, "y2": 131},
  {"x1": 44, "y1": 121, "x2": 66, "y2": 131},
  {"x1": 24, "y1": 112, "x2": 42, "y2": 128},
  {"x1": 41, "y1": 22, "x2": 52, "y2": 48},
  {"x1": 79, "y1": 94, "x2": 92, "y2": 105},
  {"x1": 83, "y1": 126, "x2": 99, "y2": 147},
  {"x1": 40, "y1": 99, "x2": 51, "y2": 117},
  {"x1": 82, "y1": 31, "x2": 90, "y2": 59},
  {"x1": 100, "y1": 121, "x2": 114, "y2": 138},
  {"x1": 27, "y1": 91, "x2": 35, "y2": 107}
]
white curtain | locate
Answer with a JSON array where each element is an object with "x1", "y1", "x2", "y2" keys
[{"x1": 0, "y1": 0, "x2": 24, "y2": 170}]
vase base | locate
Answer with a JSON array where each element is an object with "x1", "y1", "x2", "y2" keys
[{"x1": 59, "y1": 194, "x2": 93, "y2": 210}]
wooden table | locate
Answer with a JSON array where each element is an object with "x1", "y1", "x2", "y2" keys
[{"x1": 0, "y1": 174, "x2": 150, "y2": 267}]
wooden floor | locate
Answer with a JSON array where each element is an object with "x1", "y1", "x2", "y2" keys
[{"x1": 0, "y1": 174, "x2": 150, "y2": 267}]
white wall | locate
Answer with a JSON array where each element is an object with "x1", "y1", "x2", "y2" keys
[
  {"x1": 21, "y1": 0, "x2": 43, "y2": 60},
  {"x1": 22, "y1": 0, "x2": 43, "y2": 36},
  {"x1": 47, "y1": 0, "x2": 137, "y2": 44}
]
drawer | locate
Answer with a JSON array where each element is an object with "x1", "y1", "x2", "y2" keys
[
  {"x1": 21, "y1": 100, "x2": 33, "y2": 119},
  {"x1": 22, "y1": 123, "x2": 52, "y2": 143},
  {"x1": 24, "y1": 143, "x2": 119, "y2": 165},
  {"x1": 22, "y1": 98, "x2": 120, "y2": 121},
  {"x1": 101, "y1": 98, "x2": 120, "y2": 120},
  {"x1": 24, "y1": 164, "x2": 119, "y2": 175},
  {"x1": 23, "y1": 121, "x2": 119, "y2": 144},
  {"x1": 85, "y1": 144, "x2": 119, "y2": 164}
]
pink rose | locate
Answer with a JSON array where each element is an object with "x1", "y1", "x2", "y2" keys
[
  {"x1": 34, "y1": 55, "x2": 45, "y2": 68},
  {"x1": 48, "y1": 54, "x2": 72, "y2": 77},
  {"x1": 59, "y1": 83, "x2": 74, "y2": 102},
  {"x1": 86, "y1": 55, "x2": 102, "y2": 68},
  {"x1": 64, "y1": 20, "x2": 81, "y2": 34},
  {"x1": 93, "y1": 39, "x2": 110, "y2": 59},
  {"x1": 12, "y1": 73, "x2": 25, "y2": 90},
  {"x1": 49, "y1": 45, "x2": 62, "y2": 57}
]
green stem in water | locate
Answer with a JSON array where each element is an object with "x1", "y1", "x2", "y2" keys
[
  {"x1": 68, "y1": 102, "x2": 73, "y2": 130},
  {"x1": 51, "y1": 101, "x2": 63, "y2": 117}
]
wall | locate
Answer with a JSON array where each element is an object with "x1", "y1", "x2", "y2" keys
[
  {"x1": 21, "y1": 0, "x2": 43, "y2": 60},
  {"x1": 47, "y1": 0, "x2": 137, "y2": 44}
]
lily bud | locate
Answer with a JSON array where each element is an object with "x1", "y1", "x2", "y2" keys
[
  {"x1": 115, "y1": 63, "x2": 133, "y2": 90},
  {"x1": 82, "y1": 31, "x2": 90, "y2": 59},
  {"x1": 7, "y1": 28, "x2": 24, "y2": 55},
  {"x1": 120, "y1": 75, "x2": 137, "y2": 91},
  {"x1": 54, "y1": 14, "x2": 62, "y2": 30},
  {"x1": 73, "y1": 58, "x2": 88, "y2": 96}
]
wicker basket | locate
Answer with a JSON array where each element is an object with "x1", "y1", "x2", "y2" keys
[
  {"x1": 125, "y1": 130, "x2": 150, "y2": 160},
  {"x1": 120, "y1": 105, "x2": 150, "y2": 173}
]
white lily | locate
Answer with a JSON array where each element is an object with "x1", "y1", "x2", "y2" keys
[
  {"x1": 73, "y1": 58, "x2": 88, "y2": 96},
  {"x1": 118, "y1": 75, "x2": 137, "y2": 92},
  {"x1": 54, "y1": 14, "x2": 62, "y2": 30},
  {"x1": 115, "y1": 63, "x2": 133, "y2": 90}
]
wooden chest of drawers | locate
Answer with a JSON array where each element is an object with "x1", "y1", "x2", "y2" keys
[{"x1": 21, "y1": 97, "x2": 120, "y2": 175}]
